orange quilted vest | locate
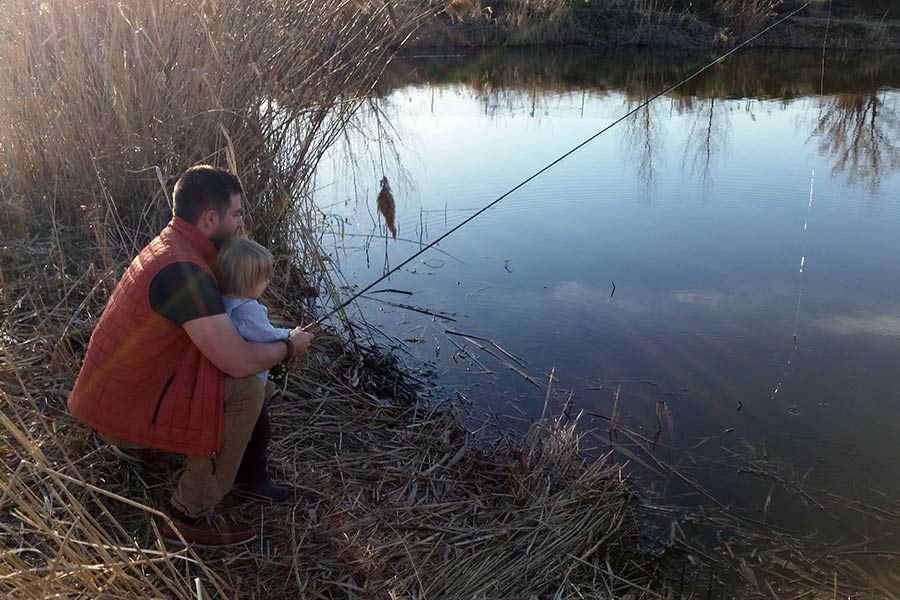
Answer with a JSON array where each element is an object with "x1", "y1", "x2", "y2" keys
[{"x1": 68, "y1": 217, "x2": 224, "y2": 458}]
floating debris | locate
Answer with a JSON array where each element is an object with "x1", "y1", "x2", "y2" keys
[{"x1": 376, "y1": 176, "x2": 397, "y2": 240}]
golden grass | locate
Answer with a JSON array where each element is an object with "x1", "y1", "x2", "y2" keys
[
  {"x1": 0, "y1": 0, "x2": 421, "y2": 258},
  {"x1": 430, "y1": 0, "x2": 705, "y2": 47},
  {"x1": 415, "y1": 0, "x2": 900, "y2": 49}
]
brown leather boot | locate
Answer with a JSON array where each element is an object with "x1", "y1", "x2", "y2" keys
[{"x1": 160, "y1": 509, "x2": 256, "y2": 547}]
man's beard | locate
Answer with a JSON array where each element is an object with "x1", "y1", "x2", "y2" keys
[
  {"x1": 210, "y1": 228, "x2": 236, "y2": 252},
  {"x1": 210, "y1": 233, "x2": 226, "y2": 252}
]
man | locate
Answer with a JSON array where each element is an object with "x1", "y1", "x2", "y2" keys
[{"x1": 67, "y1": 165, "x2": 314, "y2": 546}]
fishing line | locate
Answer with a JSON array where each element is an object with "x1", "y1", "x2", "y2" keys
[
  {"x1": 769, "y1": 170, "x2": 816, "y2": 405},
  {"x1": 769, "y1": 2, "x2": 830, "y2": 407},
  {"x1": 311, "y1": 2, "x2": 812, "y2": 327}
]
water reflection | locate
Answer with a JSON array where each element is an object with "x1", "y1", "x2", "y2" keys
[
  {"x1": 385, "y1": 49, "x2": 900, "y2": 190},
  {"x1": 625, "y1": 103, "x2": 660, "y2": 189},
  {"x1": 814, "y1": 92, "x2": 900, "y2": 190},
  {"x1": 683, "y1": 98, "x2": 729, "y2": 187}
]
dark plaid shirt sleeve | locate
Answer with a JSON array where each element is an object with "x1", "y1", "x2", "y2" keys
[{"x1": 148, "y1": 262, "x2": 225, "y2": 326}]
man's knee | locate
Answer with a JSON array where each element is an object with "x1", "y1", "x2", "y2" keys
[{"x1": 224, "y1": 375, "x2": 265, "y2": 412}]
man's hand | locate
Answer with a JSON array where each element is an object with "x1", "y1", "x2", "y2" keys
[
  {"x1": 301, "y1": 321, "x2": 322, "y2": 335},
  {"x1": 184, "y1": 313, "x2": 287, "y2": 378},
  {"x1": 288, "y1": 326, "x2": 314, "y2": 358}
]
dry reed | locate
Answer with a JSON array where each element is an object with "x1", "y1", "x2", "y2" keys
[
  {"x1": 0, "y1": 0, "x2": 421, "y2": 275},
  {"x1": 590, "y1": 404, "x2": 900, "y2": 596},
  {"x1": 418, "y1": 0, "x2": 900, "y2": 49},
  {"x1": 419, "y1": 0, "x2": 707, "y2": 47}
]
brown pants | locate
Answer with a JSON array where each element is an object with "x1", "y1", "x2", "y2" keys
[{"x1": 102, "y1": 375, "x2": 268, "y2": 518}]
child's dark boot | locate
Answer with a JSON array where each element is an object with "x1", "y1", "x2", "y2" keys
[{"x1": 234, "y1": 405, "x2": 291, "y2": 503}]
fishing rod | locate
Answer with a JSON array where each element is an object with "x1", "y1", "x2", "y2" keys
[{"x1": 310, "y1": 2, "x2": 811, "y2": 328}]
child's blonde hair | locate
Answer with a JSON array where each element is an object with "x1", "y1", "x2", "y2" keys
[{"x1": 213, "y1": 238, "x2": 273, "y2": 297}]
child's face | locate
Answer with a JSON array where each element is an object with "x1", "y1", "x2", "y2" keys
[{"x1": 249, "y1": 278, "x2": 269, "y2": 300}]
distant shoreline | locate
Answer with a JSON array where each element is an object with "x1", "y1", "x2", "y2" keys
[{"x1": 405, "y1": 7, "x2": 900, "y2": 52}]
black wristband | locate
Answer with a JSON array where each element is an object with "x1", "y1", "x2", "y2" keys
[{"x1": 279, "y1": 338, "x2": 293, "y2": 362}]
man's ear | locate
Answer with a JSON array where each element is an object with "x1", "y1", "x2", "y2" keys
[{"x1": 199, "y1": 207, "x2": 220, "y2": 230}]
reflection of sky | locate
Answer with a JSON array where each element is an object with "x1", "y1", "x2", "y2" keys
[
  {"x1": 815, "y1": 311, "x2": 900, "y2": 337},
  {"x1": 315, "y1": 64, "x2": 900, "y2": 532}
]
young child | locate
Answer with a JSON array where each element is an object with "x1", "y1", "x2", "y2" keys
[
  {"x1": 213, "y1": 237, "x2": 293, "y2": 501},
  {"x1": 214, "y1": 238, "x2": 292, "y2": 383}
]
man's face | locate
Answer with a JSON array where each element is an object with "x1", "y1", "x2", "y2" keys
[{"x1": 210, "y1": 193, "x2": 245, "y2": 250}]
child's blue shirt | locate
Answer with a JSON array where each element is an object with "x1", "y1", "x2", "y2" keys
[{"x1": 223, "y1": 296, "x2": 292, "y2": 383}]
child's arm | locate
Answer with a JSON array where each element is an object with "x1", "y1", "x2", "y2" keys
[{"x1": 230, "y1": 300, "x2": 294, "y2": 343}]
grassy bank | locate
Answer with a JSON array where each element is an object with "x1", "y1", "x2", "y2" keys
[
  {"x1": 409, "y1": 0, "x2": 900, "y2": 49},
  {"x1": 0, "y1": 1, "x2": 664, "y2": 597}
]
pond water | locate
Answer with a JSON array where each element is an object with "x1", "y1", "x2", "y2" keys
[{"x1": 313, "y1": 49, "x2": 900, "y2": 572}]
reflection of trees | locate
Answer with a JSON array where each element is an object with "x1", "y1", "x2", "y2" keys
[
  {"x1": 814, "y1": 92, "x2": 900, "y2": 190},
  {"x1": 624, "y1": 102, "x2": 661, "y2": 190},
  {"x1": 390, "y1": 50, "x2": 900, "y2": 103},
  {"x1": 622, "y1": 63, "x2": 674, "y2": 191},
  {"x1": 682, "y1": 97, "x2": 730, "y2": 188},
  {"x1": 379, "y1": 49, "x2": 900, "y2": 193},
  {"x1": 622, "y1": 94, "x2": 731, "y2": 194}
]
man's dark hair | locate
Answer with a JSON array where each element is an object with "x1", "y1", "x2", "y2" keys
[{"x1": 172, "y1": 165, "x2": 243, "y2": 225}]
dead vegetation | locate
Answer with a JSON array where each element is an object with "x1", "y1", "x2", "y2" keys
[{"x1": 414, "y1": 0, "x2": 900, "y2": 49}]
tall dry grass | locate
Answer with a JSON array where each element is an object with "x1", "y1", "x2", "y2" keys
[
  {"x1": 0, "y1": 0, "x2": 421, "y2": 257},
  {"x1": 472, "y1": 0, "x2": 704, "y2": 46},
  {"x1": 416, "y1": 0, "x2": 705, "y2": 47},
  {"x1": 428, "y1": 0, "x2": 900, "y2": 48},
  {"x1": 713, "y1": 0, "x2": 783, "y2": 43}
]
